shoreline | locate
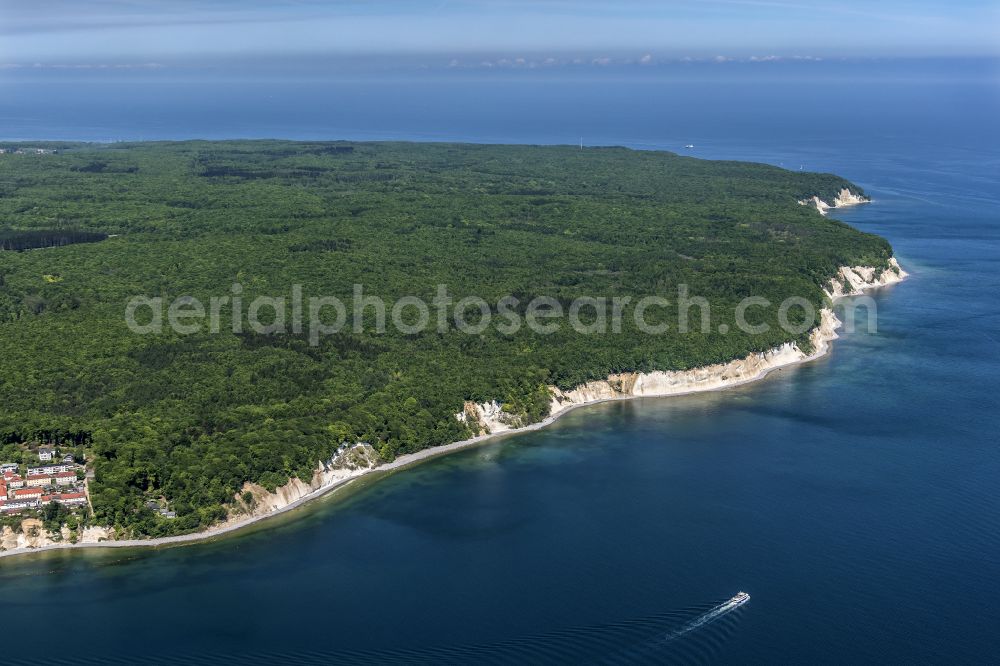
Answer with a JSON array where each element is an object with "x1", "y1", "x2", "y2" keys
[{"x1": 0, "y1": 262, "x2": 907, "y2": 561}]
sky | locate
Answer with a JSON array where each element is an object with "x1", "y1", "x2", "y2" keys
[{"x1": 1, "y1": 0, "x2": 998, "y2": 69}]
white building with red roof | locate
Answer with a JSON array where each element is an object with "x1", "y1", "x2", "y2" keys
[
  {"x1": 26, "y1": 474, "x2": 51, "y2": 488},
  {"x1": 55, "y1": 471, "x2": 77, "y2": 486},
  {"x1": 3, "y1": 472, "x2": 24, "y2": 489},
  {"x1": 42, "y1": 492, "x2": 87, "y2": 506},
  {"x1": 13, "y1": 487, "x2": 42, "y2": 500}
]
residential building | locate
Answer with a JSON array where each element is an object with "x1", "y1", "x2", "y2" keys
[
  {"x1": 55, "y1": 471, "x2": 77, "y2": 486},
  {"x1": 58, "y1": 492, "x2": 87, "y2": 506},
  {"x1": 26, "y1": 474, "x2": 51, "y2": 488},
  {"x1": 12, "y1": 487, "x2": 42, "y2": 500},
  {"x1": 0, "y1": 462, "x2": 17, "y2": 473},
  {"x1": 37, "y1": 448, "x2": 54, "y2": 462},
  {"x1": 43, "y1": 492, "x2": 87, "y2": 506},
  {"x1": 27, "y1": 464, "x2": 74, "y2": 476},
  {"x1": 0, "y1": 498, "x2": 40, "y2": 513},
  {"x1": 3, "y1": 472, "x2": 24, "y2": 489}
]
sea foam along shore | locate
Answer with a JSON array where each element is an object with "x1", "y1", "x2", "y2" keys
[{"x1": 0, "y1": 259, "x2": 907, "y2": 560}]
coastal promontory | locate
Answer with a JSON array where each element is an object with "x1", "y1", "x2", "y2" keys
[{"x1": 0, "y1": 141, "x2": 901, "y2": 548}]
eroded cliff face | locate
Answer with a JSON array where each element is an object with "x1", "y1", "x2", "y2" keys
[
  {"x1": 80, "y1": 526, "x2": 111, "y2": 542},
  {"x1": 548, "y1": 341, "x2": 808, "y2": 417},
  {"x1": 0, "y1": 525, "x2": 33, "y2": 550},
  {"x1": 457, "y1": 309, "x2": 841, "y2": 430},
  {"x1": 461, "y1": 261, "x2": 904, "y2": 430},
  {"x1": 547, "y1": 309, "x2": 841, "y2": 418},
  {"x1": 456, "y1": 400, "x2": 524, "y2": 435},
  {"x1": 0, "y1": 521, "x2": 110, "y2": 551},
  {"x1": 232, "y1": 442, "x2": 381, "y2": 518},
  {"x1": 799, "y1": 187, "x2": 870, "y2": 215},
  {"x1": 824, "y1": 257, "x2": 907, "y2": 299}
]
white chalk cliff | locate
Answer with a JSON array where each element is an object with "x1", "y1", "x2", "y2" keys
[
  {"x1": 456, "y1": 400, "x2": 523, "y2": 435},
  {"x1": 232, "y1": 442, "x2": 381, "y2": 517},
  {"x1": 824, "y1": 257, "x2": 908, "y2": 299},
  {"x1": 463, "y1": 259, "x2": 906, "y2": 430},
  {"x1": 799, "y1": 187, "x2": 870, "y2": 215}
]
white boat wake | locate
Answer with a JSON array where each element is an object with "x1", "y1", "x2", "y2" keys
[{"x1": 662, "y1": 591, "x2": 750, "y2": 642}]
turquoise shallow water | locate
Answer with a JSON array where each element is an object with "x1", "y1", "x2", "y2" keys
[{"x1": 1, "y1": 65, "x2": 998, "y2": 663}]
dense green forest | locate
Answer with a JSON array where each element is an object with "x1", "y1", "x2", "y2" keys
[{"x1": 0, "y1": 141, "x2": 893, "y2": 536}]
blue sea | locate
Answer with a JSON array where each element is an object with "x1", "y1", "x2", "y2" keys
[{"x1": 1, "y1": 60, "x2": 999, "y2": 664}]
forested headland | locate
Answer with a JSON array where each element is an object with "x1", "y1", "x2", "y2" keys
[{"x1": 0, "y1": 141, "x2": 894, "y2": 536}]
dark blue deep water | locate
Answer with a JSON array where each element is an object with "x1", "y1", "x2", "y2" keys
[{"x1": 1, "y1": 62, "x2": 999, "y2": 664}]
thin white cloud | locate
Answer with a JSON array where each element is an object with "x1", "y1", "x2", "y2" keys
[
  {"x1": 437, "y1": 52, "x2": 829, "y2": 70},
  {"x1": 0, "y1": 0, "x2": 995, "y2": 61},
  {"x1": 0, "y1": 62, "x2": 165, "y2": 69}
]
